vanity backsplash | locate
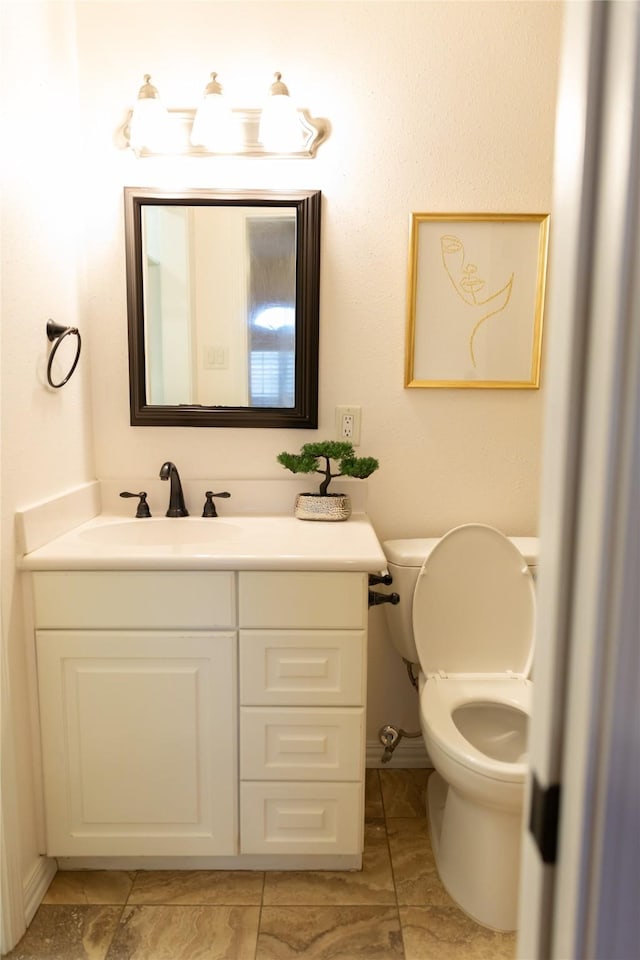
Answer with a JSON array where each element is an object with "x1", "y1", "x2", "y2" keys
[{"x1": 16, "y1": 477, "x2": 371, "y2": 556}]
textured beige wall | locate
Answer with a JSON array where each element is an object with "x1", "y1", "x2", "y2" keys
[
  {"x1": 75, "y1": 0, "x2": 562, "y2": 738},
  {"x1": 1, "y1": 0, "x2": 96, "y2": 919},
  {"x1": 76, "y1": 0, "x2": 561, "y2": 534}
]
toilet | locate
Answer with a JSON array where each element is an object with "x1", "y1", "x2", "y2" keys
[{"x1": 382, "y1": 523, "x2": 538, "y2": 931}]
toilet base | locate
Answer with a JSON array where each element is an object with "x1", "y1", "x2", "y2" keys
[{"x1": 427, "y1": 771, "x2": 522, "y2": 931}]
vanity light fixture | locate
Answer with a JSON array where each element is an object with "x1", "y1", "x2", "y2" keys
[
  {"x1": 258, "y1": 72, "x2": 305, "y2": 153},
  {"x1": 128, "y1": 74, "x2": 170, "y2": 153},
  {"x1": 190, "y1": 72, "x2": 238, "y2": 152},
  {"x1": 122, "y1": 71, "x2": 327, "y2": 158}
]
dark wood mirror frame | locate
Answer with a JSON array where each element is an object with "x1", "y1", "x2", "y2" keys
[{"x1": 124, "y1": 187, "x2": 321, "y2": 428}]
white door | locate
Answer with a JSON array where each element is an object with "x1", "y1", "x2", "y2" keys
[{"x1": 518, "y1": 3, "x2": 640, "y2": 957}]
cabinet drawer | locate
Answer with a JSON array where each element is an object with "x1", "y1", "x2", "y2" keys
[
  {"x1": 33, "y1": 571, "x2": 236, "y2": 629},
  {"x1": 241, "y1": 707, "x2": 364, "y2": 780},
  {"x1": 238, "y1": 572, "x2": 366, "y2": 629},
  {"x1": 240, "y1": 630, "x2": 365, "y2": 706},
  {"x1": 240, "y1": 781, "x2": 363, "y2": 854}
]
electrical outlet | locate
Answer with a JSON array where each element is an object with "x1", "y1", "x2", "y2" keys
[{"x1": 336, "y1": 405, "x2": 361, "y2": 445}]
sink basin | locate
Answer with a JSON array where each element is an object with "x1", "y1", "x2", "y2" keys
[{"x1": 77, "y1": 518, "x2": 242, "y2": 547}]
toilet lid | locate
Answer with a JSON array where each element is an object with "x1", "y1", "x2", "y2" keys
[{"x1": 412, "y1": 524, "x2": 535, "y2": 676}]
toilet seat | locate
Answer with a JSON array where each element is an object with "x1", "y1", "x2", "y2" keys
[
  {"x1": 420, "y1": 675, "x2": 532, "y2": 783},
  {"x1": 412, "y1": 523, "x2": 535, "y2": 677},
  {"x1": 413, "y1": 525, "x2": 535, "y2": 782}
]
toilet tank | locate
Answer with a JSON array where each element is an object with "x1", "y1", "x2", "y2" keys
[{"x1": 381, "y1": 535, "x2": 539, "y2": 665}]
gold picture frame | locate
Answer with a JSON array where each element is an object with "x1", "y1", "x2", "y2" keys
[{"x1": 405, "y1": 213, "x2": 550, "y2": 389}]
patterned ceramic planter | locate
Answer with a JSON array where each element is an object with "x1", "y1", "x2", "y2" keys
[{"x1": 294, "y1": 493, "x2": 352, "y2": 521}]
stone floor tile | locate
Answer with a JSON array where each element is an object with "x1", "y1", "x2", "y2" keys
[
  {"x1": 43, "y1": 871, "x2": 135, "y2": 905},
  {"x1": 379, "y1": 768, "x2": 431, "y2": 818},
  {"x1": 256, "y1": 905, "x2": 404, "y2": 959},
  {"x1": 2, "y1": 905, "x2": 121, "y2": 960},
  {"x1": 128, "y1": 869, "x2": 264, "y2": 905},
  {"x1": 399, "y1": 905, "x2": 516, "y2": 960},
  {"x1": 105, "y1": 904, "x2": 260, "y2": 960},
  {"x1": 386, "y1": 817, "x2": 455, "y2": 907},
  {"x1": 263, "y1": 821, "x2": 395, "y2": 905}
]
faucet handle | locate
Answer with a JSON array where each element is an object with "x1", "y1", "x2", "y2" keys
[
  {"x1": 120, "y1": 491, "x2": 152, "y2": 518},
  {"x1": 202, "y1": 491, "x2": 231, "y2": 518}
]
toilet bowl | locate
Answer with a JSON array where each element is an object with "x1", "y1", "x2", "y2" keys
[{"x1": 381, "y1": 524, "x2": 537, "y2": 931}]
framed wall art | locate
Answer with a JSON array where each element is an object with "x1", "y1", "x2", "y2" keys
[{"x1": 405, "y1": 213, "x2": 550, "y2": 389}]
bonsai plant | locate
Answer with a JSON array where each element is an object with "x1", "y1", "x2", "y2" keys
[{"x1": 277, "y1": 440, "x2": 379, "y2": 520}]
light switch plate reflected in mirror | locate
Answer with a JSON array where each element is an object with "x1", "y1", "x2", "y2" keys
[{"x1": 204, "y1": 346, "x2": 228, "y2": 370}]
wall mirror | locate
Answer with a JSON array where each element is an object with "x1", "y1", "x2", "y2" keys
[{"x1": 124, "y1": 187, "x2": 321, "y2": 427}]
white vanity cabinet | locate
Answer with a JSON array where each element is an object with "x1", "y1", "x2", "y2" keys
[
  {"x1": 33, "y1": 571, "x2": 237, "y2": 858},
  {"x1": 31, "y1": 567, "x2": 370, "y2": 864}
]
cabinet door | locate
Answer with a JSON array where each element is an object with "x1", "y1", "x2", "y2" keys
[{"x1": 36, "y1": 630, "x2": 237, "y2": 857}]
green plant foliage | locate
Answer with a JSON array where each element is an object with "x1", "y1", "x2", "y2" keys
[
  {"x1": 276, "y1": 451, "x2": 319, "y2": 474},
  {"x1": 341, "y1": 456, "x2": 379, "y2": 479},
  {"x1": 277, "y1": 441, "x2": 379, "y2": 496}
]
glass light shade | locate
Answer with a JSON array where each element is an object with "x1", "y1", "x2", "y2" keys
[
  {"x1": 258, "y1": 72, "x2": 304, "y2": 153},
  {"x1": 190, "y1": 73, "x2": 237, "y2": 151},
  {"x1": 128, "y1": 75, "x2": 170, "y2": 152}
]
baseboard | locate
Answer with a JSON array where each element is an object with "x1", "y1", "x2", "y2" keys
[
  {"x1": 56, "y1": 853, "x2": 363, "y2": 871},
  {"x1": 23, "y1": 857, "x2": 56, "y2": 926},
  {"x1": 366, "y1": 737, "x2": 432, "y2": 768}
]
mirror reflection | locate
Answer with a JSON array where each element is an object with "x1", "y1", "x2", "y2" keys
[
  {"x1": 144, "y1": 205, "x2": 296, "y2": 408},
  {"x1": 124, "y1": 189, "x2": 321, "y2": 428}
]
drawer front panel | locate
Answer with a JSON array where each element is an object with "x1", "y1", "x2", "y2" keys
[
  {"x1": 240, "y1": 630, "x2": 365, "y2": 706},
  {"x1": 240, "y1": 781, "x2": 363, "y2": 854},
  {"x1": 33, "y1": 571, "x2": 236, "y2": 629},
  {"x1": 238, "y1": 572, "x2": 366, "y2": 629},
  {"x1": 241, "y1": 707, "x2": 364, "y2": 780}
]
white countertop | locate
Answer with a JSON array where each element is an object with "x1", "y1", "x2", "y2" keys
[{"x1": 19, "y1": 513, "x2": 387, "y2": 573}]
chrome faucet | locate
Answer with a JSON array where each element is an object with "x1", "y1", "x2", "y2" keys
[{"x1": 159, "y1": 461, "x2": 189, "y2": 517}]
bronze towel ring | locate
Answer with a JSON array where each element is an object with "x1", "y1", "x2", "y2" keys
[{"x1": 46, "y1": 319, "x2": 82, "y2": 388}]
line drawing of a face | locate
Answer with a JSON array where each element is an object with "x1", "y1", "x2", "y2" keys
[
  {"x1": 440, "y1": 234, "x2": 514, "y2": 367},
  {"x1": 441, "y1": 235, "x2": 487, "y2": 303}
]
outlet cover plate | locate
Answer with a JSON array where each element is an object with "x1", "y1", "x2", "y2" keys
[{"x1": 335, "y1": 405, "x2": 361, "y2": 445}]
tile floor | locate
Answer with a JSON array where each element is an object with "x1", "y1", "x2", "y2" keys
[{"x1": 3, "y1": 769, "x2": 517, "y2": 960}]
